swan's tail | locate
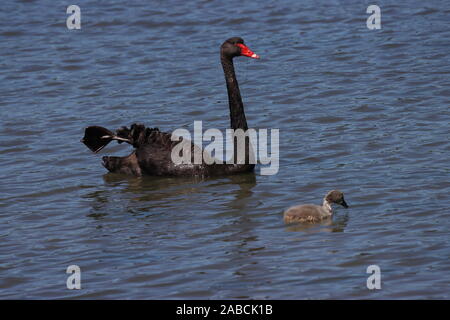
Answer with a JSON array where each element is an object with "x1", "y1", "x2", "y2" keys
[{"x1": 81, "y1": 126, "x2": 131, "y2": 153}]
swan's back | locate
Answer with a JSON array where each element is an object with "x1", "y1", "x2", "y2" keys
[{"x1": 107, "y1": 123, "x2": 251, "y2": 176}]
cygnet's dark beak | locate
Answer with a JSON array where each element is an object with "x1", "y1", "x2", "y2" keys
[{"x1": 341, "y1": 199, "x2": 349, "y2": 208}]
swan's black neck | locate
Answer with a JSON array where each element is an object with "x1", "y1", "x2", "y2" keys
[
  {"x1": 221, "y1": 55, "x2": 248, "y2": 131},
  {"x1": 221, "y1": 53, "x2": 254, "y2": 171}
]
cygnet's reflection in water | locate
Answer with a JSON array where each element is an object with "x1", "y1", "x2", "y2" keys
[{"x1": 84, "y1": 172, "x2": 257, "y2": 219}]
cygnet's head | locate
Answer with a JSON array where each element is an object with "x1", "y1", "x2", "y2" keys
[{"x1": 325, "y1": 190, "x2": 349, "y2": 208}]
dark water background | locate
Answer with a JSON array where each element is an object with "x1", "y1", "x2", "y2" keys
[{"x1": 0, "y1": 0, "x2": 449, "y2": 299}]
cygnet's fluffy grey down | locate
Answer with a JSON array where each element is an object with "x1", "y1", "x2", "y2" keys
[{"x1": 284, "y1": 190, "x2": 349, "y2": 223}]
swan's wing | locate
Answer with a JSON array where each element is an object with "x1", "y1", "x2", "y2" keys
[
  {"x1": 117, "y1": 123, "x2": 202, "y2": 172},
  {"x1": 115, "y1": 124, "x2": 173, "y2": 149},
  {"x1": 116, "y1": 123, "x2": 209, "y2": 155}
]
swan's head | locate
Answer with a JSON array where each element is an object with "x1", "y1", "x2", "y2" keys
[
  {"x1": 325, "y1": 190, "x2": 349, "y2": 208},
  {"x1": 221, "y1": 37, "x2": 260, "y2": 59}
]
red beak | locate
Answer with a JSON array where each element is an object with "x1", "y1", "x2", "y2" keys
[{"x1": 236, "y1": 43, "x2": 260, "y2": 59}]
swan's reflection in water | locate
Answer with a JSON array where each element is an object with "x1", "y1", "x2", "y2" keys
[{"x1": 83, "y1": 172, "x2": 257, "y2": 220}]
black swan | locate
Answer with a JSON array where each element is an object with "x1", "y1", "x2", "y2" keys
[{"x1": 81, "y1": 37, "x2": 260, "y2": 176}]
